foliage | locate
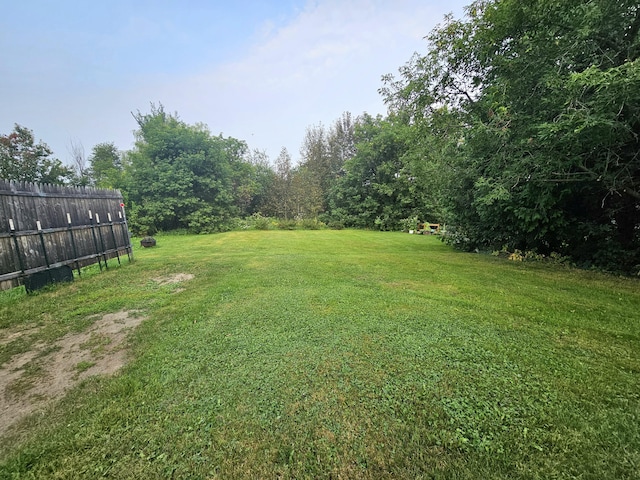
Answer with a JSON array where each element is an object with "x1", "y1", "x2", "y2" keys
[
  {"x1": 325, "y1": 219, "x2": 344, "y2": 230},
  {"x1": 260, "y1": 147, "x2": 326, "y2": 221},
  {"x1": 299, "y1": 112, "x2": 357, "y2": 213},
  {"x1": 245, "y1": 212, "x2": 273, "y2": 230},
  {"x1": 240, "y1": 213, "x2": 325, "y2": 231},
  {"x1": 1, "y1": 231, "x2": 639, "y2": 478},
  {"x1": 491, "y1": 245, "x2": 571, "y2": 266},
  {"x1": 400, "y1": 215, "x2": 420, "y2": 232},
  {"x1": 243, "y1": 149, "x2": 277, "y2": 215},
  {"x1": 276, "y1": 218, "x2": 297, "y2": 230},
  {"x1": 124, "y1": 104, "x2": 260, "y2": 235},
  {"x1": 297, "y1": 217, "x2": 325, "y2": 230},
  {"x1": 327, "y1": 114, "x2": 436, "y2": 230},
  {"x1": 290, "y1": 165, "x2": 324, "y2": 219},
  {"x1": 262, "y1": 147, "x2": 295, "y2": 220},
  {"x1": 88, "y1": 142, "x2": 124, "y2": 190},
  {"x1": 382, "y1": 0, "x2": 640, "y2": 273},
  {"x1": 0, "y1": 124, "x2": 73, "y2": 184}
]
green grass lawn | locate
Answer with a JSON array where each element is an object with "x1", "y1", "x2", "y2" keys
[{"x1": 1, "y1": 230, "x2": 639, "y2": 479}]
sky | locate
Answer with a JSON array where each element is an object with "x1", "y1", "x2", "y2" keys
[{"x1": 1, "y1": 0, "x2": 469, "y2": 167}]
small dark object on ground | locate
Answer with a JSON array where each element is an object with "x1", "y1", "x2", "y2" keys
[
  {"x1": 140, "y1": 236, "x2": 156, "y2": 248},
  {"x1": 24, "y1": 266, "x2": 74, "y2": 293}
]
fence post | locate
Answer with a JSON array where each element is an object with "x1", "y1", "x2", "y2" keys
[
  {"x1": 95, "y1": 213, "x2": 108, "y2": 269},
  {"x1": 88, "y1": 210, "x2": 103, "y2": 271},
  {"x1": 107, "y1": 213, "x2": 121, "y2": 265},
  {"x1": 9, "y1": 219, "x2": 26, "y2": 275},
  {"x1": 67, "y1": 213, "x2": 81, "y2": 276},
  {"x1": 36, "y1": 220, "x2": 53, "y2": 283},
  {"x1": 119, "y1": 206, "x2": 134, "y2": 262}
]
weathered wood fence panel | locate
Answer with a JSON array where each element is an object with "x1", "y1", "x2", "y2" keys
[{"x1": 0, "y1": 180, "x2": 132, "y2": 291}]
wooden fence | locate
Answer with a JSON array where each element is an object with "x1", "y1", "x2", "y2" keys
[{"x1": 0, "y1": 180, "x2": 132, "y2": 291}]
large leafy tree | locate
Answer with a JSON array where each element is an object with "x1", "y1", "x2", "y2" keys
[
  {"x1": 125, "y1": 105, "x2": 253, "y2": 234},
  {"x1": 383, "y1": 0, "x2": 640, "y2": 272},
  {"x1": 244, "y1": 148, "x2": 277, "y2": 215},
  {"x1": 328, "y1": 114, "x2": 433, "y2": 230},
  {"x1": 327, "y1": 112, "x2": 357, "y2": 173},
  {"x1": 299, "y1": 112, "x2": 357, "y2": 214},
  {"x1": 290, "y1": 165, "x2": 324, "y2": 219},
  {"x1": 0, "y1": 124, "x2": 72, "y2": 184},
  {"x1": 299, "y1": 123, "x2": 330, "y2": 212},
  {"x1": 263, "y1": 147, "x2": 295, "y2": 220},
  {"x1": 89, "y1": 142, "x2": 124, "y2": 190}
]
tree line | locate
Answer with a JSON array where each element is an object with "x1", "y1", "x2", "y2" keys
[
  {"x1": 1, "y1": 0, "x2": 638, "y2": 274},
  {"x1": 0, "y1": 105, "x2": 431, "y2": 235}
]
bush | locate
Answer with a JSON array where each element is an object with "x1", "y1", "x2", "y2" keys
[
  {"x1": 248, "y1": 213, "x2": 272, "y2": 230},
  {"x1": 277, "y1": 219, "x2": 297, "y2": 230},
  {"x1": 320, "y1": 211, "x2": 354, "y2": 230},
  {"x1": 186, "y1": 207, "x2": 236, "y2": 234},
  {"x1": 491, "y1": 245, "x2": 572, "y2": 266},
  {"x1": 400, "y1": 216, "x2": 419, "y2": 233},
  {"x1": 299, "y1": 218, "x2": 325, "y2": 230},
  {"x1": 127, "y1": 210, "x2": 158, "y2": 237}
]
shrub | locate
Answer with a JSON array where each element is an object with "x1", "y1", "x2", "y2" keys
[
  {"x1": 185, "y1": 207, "x2": 237, "y2": 234},
  {"x1": 400, "y1": 216, "x2": 419, "y2": 233},
  {"x1": 299, "y1": 218, "x2": 325, "y2": 230},
  {"x1": 249, "y1": 213, "x2": 272, "y2": 230},
  {"x1": 492, "y1": 245, "x2": 572, "y2": 266},
  {"x1": 277, "y1": 219, "x2": 297, "y2": 230}
]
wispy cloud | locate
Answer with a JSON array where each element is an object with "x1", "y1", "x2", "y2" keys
[
  {"x1": 149, "y1": 0, "x2": 464, "y2": 159},
  {"x1": 0, "y1": 0, "x2": 467, "y2": 164}
]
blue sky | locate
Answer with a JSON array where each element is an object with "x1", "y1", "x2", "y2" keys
[{"x1": 1, "y1": 0, "x2": 468, "y2": 166}]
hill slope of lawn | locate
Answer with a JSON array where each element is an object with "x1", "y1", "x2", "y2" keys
[{"x1": 1, "y1": 230, "x2": 639, "y2": 479}]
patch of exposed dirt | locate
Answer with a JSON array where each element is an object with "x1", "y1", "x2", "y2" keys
[
  {"x1": 0, "y1": 310, "x2": 145, "y2": 436},
  {"x1": 0, "y1": 324, "x2": 42, "y2": 347},
  {"x1": 152, "y1": 273, "x2": 194, "y2": 286}
]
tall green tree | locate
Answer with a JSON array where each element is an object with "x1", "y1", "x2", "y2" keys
[
  {"x1": 244, "y1": 149, "x2": 277, "y2": 215},
  {"x1": 383, "y1": 0, "x2": 640, "y2": 272},
  {"x1": 290, "y1": 165, "x2": 323, "y2": 219},
  {"x1": 299, "y1": 123, "x2": 329, "y2": 211},
  {"x1": 299, "y1": 112, "x2": 358, "y2": 215},
  {"x1": 89, "y1": 142, "x2": 124, "y2": 190},
  {"x1": 263, "y1": 147, "x2": 295, "y2": 220},
  {"x1": 327, "y1": 114, "x2": 432, "y2": 230},
  {"x1": 327, "y1": 112, "x2": 357, "y2": 172},
  {"x1": 0, "y1": 124, "x2": 72, "y2": 184},
  {"x1": 125, "y1": 104, "x2": 251, "y2": 234}
]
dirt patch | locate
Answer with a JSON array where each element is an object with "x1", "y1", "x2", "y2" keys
[
  {"x1": 0, "y1": 310, "x2": 145, "y2": 436},
  {"x1": 152, "y1": 273, "x2": 194, "y2": 286},
  {"x1": 0, "y1": 324, "x2": 42, "y2": 347}
]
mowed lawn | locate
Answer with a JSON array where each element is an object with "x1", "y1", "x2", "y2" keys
[{"x1": 1, "y1": 230, "x2": 639, "y2": 479}]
